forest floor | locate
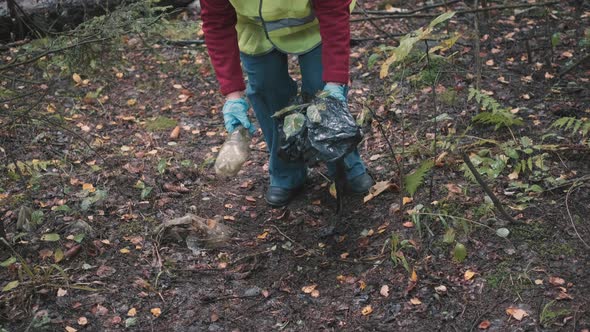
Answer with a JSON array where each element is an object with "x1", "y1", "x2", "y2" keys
[{"x1": 1, "y1": 1, "x2": 589, "y2": 331}]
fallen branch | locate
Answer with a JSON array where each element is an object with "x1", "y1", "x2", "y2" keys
[
  {"x1": 461, "y1": 152, "x2": 518, "y2": 224},
  {"x1": 351, "y1": 1, "x2": 560, "y2": 23},
  {"x1": 558, "y1": 53, "x2": 590, "y2": 77},
  {"x1": 352, "y1": 0, "x2": 462, "y2": 16}
]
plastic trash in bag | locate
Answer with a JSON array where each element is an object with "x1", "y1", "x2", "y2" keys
[
  {"x1": 214, "y1": 126, "x2": 251, "y2": 177},
  {"x1": 275, "y1": 94, "x2": 362, "y2": 166}
]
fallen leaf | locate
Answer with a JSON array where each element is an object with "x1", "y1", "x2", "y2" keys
[
  {"x1": 410, "y1": 297, "x2": 422, "y2": 305},
  {"x1": 411, "y1": 269, "x2": 418, "y2": 282},
  {"x1": 435, "y1": 285, "x2": 447, "y2": 294},
  {"x1": 380, "y1": 285, "x2": 390, "y2": 297},
  {"x1": 556, "y1": 291, "x2": 573, "y2": 300},
  {"x1": 445, "y1": 183, "x2": 462, "y2": 194},
  {"x1": 65, "y1": 326, "x2": 77, "y2": 332},
  {"x1": 485, "y1": 59, "x2": 494, "y2": 66},
  {"x1": 560, "y1": 51, "x2": 573, "y2": 58},
  {"x1": 96, "y1": 265, "x2": 116, "y2": 277},
  {"x1": 497, "y1": 76, "x2": 510, "y2": 84},
  {"x1": 534, "y1": 279, "x2": 543, "y2": 285},
  {"x1": 39, "y1": 249, "x2": 53, "y2": 260},
  {"x1": 402, "y1": 221, "x2": 414, "y2": 228},
  {"x1": 364, "y1": 181, "x2": 398, "y2": 203},
  {"x1": 78, "y1": 317, "x2": 88, "y2": 326},
  {"x1": 223, "y1": 215, "x2": 235, "y2": 221},
  {"x1": 245, "y1": 196, "x2": 256, "y2": 202},
  {"x1": 301, "y1": 284, "x2": 317, "y2": 294},
  {"x1": 402, "y1": 196, "x2": 413, "y2": 205},
  {"x1": 72, "y1": 73, "x2": 82, "y2": 84},
  {"x1": 464, "y1": 270, "x2": 476, "y2": 281},
  {"x1": 119, "y1": 248, "x2": 130, "y2": 254},
  {"x1": 127, "y1": 99, "x2": 137, "y2": 107},
  {"x1": 506, "y1": 306, "x2": 528, "y2": 321},
  {"x1": 210, "y1": 312, "x2": 219, "y2": 322},
  {"x1": 521, "y1": 94, "x2": 531, "y2": 100},
  {"x1": 163, "y1": 183, "x2": 190, "y2": 193},
  {"x1": 361, "y1": 305, "x2": 373, "y2": 316},
  {"x1": 127, "y1": 308, "x2": 137, "y2": 317},
  {"x1": 310, "y1": 289, "x2": 320, "y2": 298},
  {"x1": 82, "y1": 183, "x2": 96, "y2": 192},
  {"x1": 169, "y1": 126, "x2": 181, "y2": 140},
  {"x1": 57, "y1": 288, "x2": 67, "y2": 297},
  {"x1": 549, "y1": 276, "x2": 565, "y2": 286},
  {"x1": 150, "y1": 307, "x2": 161, "y2": 318},
  {"x1": 256, "y1": 231, "x2": 269, "y2": 240},
  {"x1": 478, "y1": 320, "x2": 491, "y2": 329}
]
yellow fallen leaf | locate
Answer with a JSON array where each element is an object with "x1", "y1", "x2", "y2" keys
[
  {"x1": 127, "y1": 99, "x2": 137, "y2": 107},
  {"x1": 506, "y1": 307, "x2": 528, "y2": 321},
  {"x1": 65, "y1": 326, "x2": 78, "y2": 332},
  {"x1": 329, "y1": 182, "x2": 337, "y2": 198},
  {"x1": 82, "y1": 183, "x2": 96, "y2": 193},
  {"x1": 302, "y1": 284, "x2": 317, "y2": 294},
  {"x1": 311, "y1": 289, "x2": 320, "y2": 298},
  {"x1": 361, "y1": 305, "x2": 373, "y2": 316},
  {"x1": 119, "y1": 248, "x2": 130, "y2": 254},
  {"x1": 364, "y1": 181, "x2": 397, "y2": 203},
  {"x1": 47, "y1": 104, "x2": 56, "y2": 113},
  {"x1": 411, "y1": 269, "x2": 418, "y2": 282},
  {"x1": 256, "y1": 231, "x2": 269, "y2": 240},
  {"x1": 410, "y1": 297, "x2": 422, "y2": 305},
  {"x1": 464, "y1": 270, "x2": 476, "y2": 281},
  {"x1": 169, "y1": 126, "x2": 181, "y2": 140},
  {"x1": 116, "y1": 72, "x2": 124, "y2": 79},
  {"x1": 72, "y1": 73, "x2": 82, "y2": 83},
  {"x1": 534, "y1": 279, "x2": 543, "y2": 285},
  {"x1": 402, "y1": 196, "x2": 413, "y2": 205},
  {"x1": 127, "y1": 308, "x2": 137, "y2": 317},
  {"x1": 150, "y1": 307, "x2": 161, "y2": 317},
  {"x1": 358, "y1": 280, "x2": 366, "y2": 290}
]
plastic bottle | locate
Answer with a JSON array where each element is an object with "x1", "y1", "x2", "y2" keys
[{"x1": 214, "y1": 126, "x2": 251, "y2": 177}]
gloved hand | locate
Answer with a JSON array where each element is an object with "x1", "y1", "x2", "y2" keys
[
  {"x1": 323, "y1": 83, "x2": 347, "y2": 102},
  {"x1": 222, "y1": 97, "x2": 256, "y2": 135}
]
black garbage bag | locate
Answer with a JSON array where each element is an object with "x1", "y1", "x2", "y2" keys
[{"x1": 276, "y1": 95, "x2": 362, "y2": 166}]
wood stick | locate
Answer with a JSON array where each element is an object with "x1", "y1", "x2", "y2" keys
[
  {"x1": 351, "y1": 1, "x2": 559, "y2": 23},
  {"x1": 461, "y1": 152, "x2": 518, "y2": 225}
]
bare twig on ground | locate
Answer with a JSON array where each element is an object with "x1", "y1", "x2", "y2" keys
[
  {"x1": 565, "y1": 183, "x2": 590, "y2": 249},
  {"x1": 353, "y1": 0, "x2": 462, "y2": 16},
  {"x1": 473, "y1": 0, "x2": 482, "y2": 90},
  {"x1": 461, "y1": 152, "x2": 518, "y2": 224},
  {"x1": 350, "y1": 1, "x2": 560, "y2": 23}
]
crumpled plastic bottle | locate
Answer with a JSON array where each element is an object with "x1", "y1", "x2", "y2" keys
[{"x1": 214, "y1": 126, "x2": 251, "y2": 177}]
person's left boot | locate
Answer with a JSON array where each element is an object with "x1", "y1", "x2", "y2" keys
[
  {"x1": 265, "y1": 186, "x2": 303, "y2": 207},
  {"x1": 346, "y1": 172, "x2": 374, "y2": 194}
]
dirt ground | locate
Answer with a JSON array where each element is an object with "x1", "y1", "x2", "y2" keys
[{"x1": 1, "y1": 1, "x2": 589, "y2": 331}]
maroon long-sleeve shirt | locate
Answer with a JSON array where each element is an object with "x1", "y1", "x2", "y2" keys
[{"x1": 200, "y1": 0, "x2": 352, "y2": 95}]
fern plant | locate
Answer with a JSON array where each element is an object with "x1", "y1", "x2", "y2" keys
[
  {"x1": 468, "y1": 88, "x2": 523, "y2": 130},
  {"x1": 404, "y1": 160, "x2": 434, "y2": 196},
  {"x1": 551, "y1": 117, "x2": 590, "y2": 140}
]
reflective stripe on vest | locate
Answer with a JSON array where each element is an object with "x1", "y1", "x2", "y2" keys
[{"x1": 258, "y1": 10, "x2": 317, "y2": 32}]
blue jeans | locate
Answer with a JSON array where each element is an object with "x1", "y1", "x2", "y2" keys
[{"x1": 240, "y1": 46, "x2": 366, "y2": 189}]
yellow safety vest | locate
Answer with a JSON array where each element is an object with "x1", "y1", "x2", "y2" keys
[{"x1": 228, "y1": 0, "x2": 355, "y2": 55}]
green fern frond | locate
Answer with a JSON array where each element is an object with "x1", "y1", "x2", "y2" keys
[
  {"x1": 551, "y1": 117, "x2": 589, "y2": 138},
  {"x1": 468, "y1": 88, "x2": 522, "y2": 130},
  {"x1": 404, "y1": 160, "x2": 434, "y2": 196}
]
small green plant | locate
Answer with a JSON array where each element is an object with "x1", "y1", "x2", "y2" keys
[
  {"x1": 468, "y1": 88, "x2": 523, "y2": 130},
  {"x1": 390, "y1": 233, "x2": 414, "y2": 273},
  {"x1": 404, "y1": 160, "x2": 434, "y2": 196},
  {"x1": 540, "y1": 301, "x2": 571, "y2": 327},
  {"x1": 550, "y1": 117, "x2": 590, "y2": 144}
]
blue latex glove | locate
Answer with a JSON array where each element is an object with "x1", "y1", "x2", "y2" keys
[
  {"x1": 323, "y1": 83, "x2": 347, "y2": 102},
  {"x1": 222, "y1": 97, "x2": 256, "y2": 135}
]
